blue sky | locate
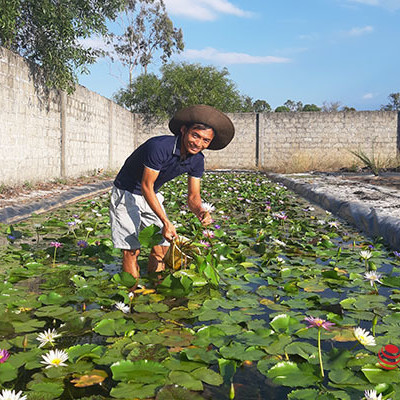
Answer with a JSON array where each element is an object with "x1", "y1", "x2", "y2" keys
[{"x1": 78, "y1": 0, "x2": 400, "y2": 111}]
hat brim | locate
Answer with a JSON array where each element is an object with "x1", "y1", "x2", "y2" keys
[{"x1": 168, "y1": 105, "x2": 235, "y2": 150}]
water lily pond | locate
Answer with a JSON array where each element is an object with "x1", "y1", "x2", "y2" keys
[{"x1": 1, "y1": 172, "x2": 400, "y2": 400}]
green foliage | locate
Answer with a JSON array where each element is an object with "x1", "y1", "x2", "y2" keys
[
  {"x1": 275, "y1": 105, "x2": 291, "y2": 112},
  {"x1": 342, "y1": 106, "x2": 356, "y2": 112},
  {"x1": 284, "y1": 99, "x2": 303, "y2": 112},
  {"x1": 253, "y1": 99, "x2": 271, "y2": 112},
  {"x1": 1, "y1": 172, "x2": 400, "y2": 398},
  {"x1": 114, "y1": 62, "x2": 252, "y2": 119},
  {"x1": 349, "y1": 149, "x2": 381, "y2": 176},
  {"x1": 302, "y1": 104, "x2": 321, "y2": 112},
  {"x1": 380, "y1": 92, "x2": 400, "y2": 111},
  {"x1": 0, "y1": 0, "x2": 124, "y2": 93}
]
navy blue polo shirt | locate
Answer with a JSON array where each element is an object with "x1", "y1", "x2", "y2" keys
[{"x1": 114, "y1": 135, "x2": 205, "y2": 195}]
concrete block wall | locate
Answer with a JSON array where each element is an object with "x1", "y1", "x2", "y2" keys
[
  {"x1": 0, "y1": 46, "x2": 399, "y2": 185},
  {"x1": 260, "y1": 111, "x2": 399, "y2": 171},
  {"x1": 0, "y1": 48, "x2": 62, "y2": 184},
  {"x1": 205, "y1": 113, "x2": 258, "y2": 170}
]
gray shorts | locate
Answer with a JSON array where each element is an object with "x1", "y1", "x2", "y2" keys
[{"x1": 109, "y1": 185, "x2": 169, "y2": 250}]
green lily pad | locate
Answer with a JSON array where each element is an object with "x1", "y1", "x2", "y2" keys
[
  {"x1": 191, "y1": 367, "x2": 223, "y2": 386},
  {"x1": 27, "y1": 381, "x2": 64, "y2": 400},
  {"x1": 156, "y1": 385, "x2": 205, "y2": 400},
  {"x1": 168, "y1": 370, "x2": 203, "y2": 391},
  {"x1": 0, "y1": 362, "x2": 18, "y2": 384},
  {"x1": 111, "y1": 360, "x2": 168, "y2": 383},
  {"x1": 67, "y1": 344, "x2": 105, "y2": 363},
  {"x1": 38, "y1": 292, "x2": 68, "y2": 305},
  {"x1": 110, "y1": 382, "x2": 159, "y2": 399},
  {"x1": 262, "y1": 361, "x2": 320, "y2": 387},
  {"x1": 361, "y1": 364, "x2": 400, "y2": 384},
  {"x1": 93, "y1": 318, "x2": 127, "y2": 336}
]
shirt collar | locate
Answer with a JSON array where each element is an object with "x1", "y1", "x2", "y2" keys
[{"x1": 173, "y1": 135, "x2": 181, "y2": 156}]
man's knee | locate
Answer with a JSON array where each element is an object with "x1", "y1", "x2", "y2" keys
[{"x1": 123, "y1": 248, "x2": 140, "y2": 258}]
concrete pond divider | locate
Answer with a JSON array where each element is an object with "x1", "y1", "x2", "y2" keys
[
  {"x1": 267, "y1": 172, "x2": 400, "y2": 251},
  {"x1": 0, "y1": 180, "x2": 113, "y2": 225}
]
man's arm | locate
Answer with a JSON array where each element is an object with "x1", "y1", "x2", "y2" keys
[
  {"x1": 141, "y1": 167, "x2": 177, "y2": 241},
  {"x1": 187, "y1": 176, "x2": 213, "y2": 226}
]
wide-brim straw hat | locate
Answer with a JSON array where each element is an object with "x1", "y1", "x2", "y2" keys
[{"x1": 168, "y1": 105, "x2": 235, "y2": 150}]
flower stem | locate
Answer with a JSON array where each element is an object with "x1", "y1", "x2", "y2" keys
[
  {"x1": 52, "y1": 248, "x2": 57, "y2": 268},
  {"x1": 318, "y1": 327, "x2": 324, "y2": 378}
]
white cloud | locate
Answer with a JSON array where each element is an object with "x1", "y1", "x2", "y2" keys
[
  {"x1": 164, "y1": 0, "x2": 254, "y2": 21},
  {"x1": 78, "y1": 37, "x2": 112, "y2": 53},
  {"x1": 299, "y1": 33, "x2": 320, "y2": 41},
  {"x1": 363, "y1": 93, "x2": 374, "y2": 99},
  {"x1": 348, "y1": 0, "x2": 400, "y2": 10},
  {"x1": 180, "y1": 47, "x2": 291, "y2": 65},
  {"x1": 345, "y1": 25, "x2": 374, "y2": 36}
]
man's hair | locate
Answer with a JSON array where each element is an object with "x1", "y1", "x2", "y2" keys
[{"x1": 186, "y1": 122, "x2": 215, "y2": 135}]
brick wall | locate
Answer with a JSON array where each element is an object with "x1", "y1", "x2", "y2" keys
[
  {"x1": 260, "y1": 111, "x2": 399, "y2": 171},
  {"x1": 0, "y1": 46, "x2": 399, "y2": 185}
]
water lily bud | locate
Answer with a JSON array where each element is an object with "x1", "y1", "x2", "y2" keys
[
  {"x1": 23, "y1": 335, "x2": 28, "y2": 349},
  {"x1": 229, "y1": 382, "x2": 235, "y2": 400}
]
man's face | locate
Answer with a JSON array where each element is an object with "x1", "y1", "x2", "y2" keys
[{"x1": 181, "y1": 126, "x2": 215, "y2": 155}]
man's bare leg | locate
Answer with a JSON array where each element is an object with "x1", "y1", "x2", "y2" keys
[
  {"x1": 122, "y1": 249, "x2": 140, "y2": 279},
  {"x1": 148, "y1": 245, "x2": 168, "y2": 273}
]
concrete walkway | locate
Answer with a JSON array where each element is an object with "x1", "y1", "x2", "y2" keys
[
  {"x1": 267, "y1": 172, "x2": 400, "y2": 251},
  {"x1": 0, "y1": 180, "x2": 113, "y2": 224}
]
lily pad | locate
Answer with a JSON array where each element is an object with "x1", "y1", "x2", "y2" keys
[
  {"x1": 262, "y1": 361, "x2": 320, "y2": 387},
  {"x1": 111, "y1": 359, "x2": 168, "y2": 383}
]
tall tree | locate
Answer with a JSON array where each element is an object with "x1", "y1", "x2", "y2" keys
[
  {"x1": 114, "y1": 62, "x2": 249, "y2": 119},
  {"x1": 274, "y1": 106, "x2": 290, "y2": 112},
  {"x1": 380, "y1": 93, "x2": 400, "y2": 111},
  {"x1": 302, "y1": 104, "x2": 321, "y2": 112},
  {"x1": 108, "y1": 0, "x2": 184, "y2": 87},
  {"x1": 322, "y1": 101, "x2": 341, "y2": 112},
  {"x1": 0, "y1": 0, "x2": 124, "y2": 93},
  {"x1": 253, "y1": 99, "x2": 271, "y2": 112},
  {"x1": 284, "y1": 99, "x2": 303, "y2": 112}
]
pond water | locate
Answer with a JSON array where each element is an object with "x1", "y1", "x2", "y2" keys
[{"x1": 0, "y1": 172, "x2": 399, "y2": 400}]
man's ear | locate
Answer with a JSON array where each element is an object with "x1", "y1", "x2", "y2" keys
[{"x1": 180, "y1": 125, "x2": 187, "y2": 135}]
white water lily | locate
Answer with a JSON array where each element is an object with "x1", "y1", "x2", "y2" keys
[
  {"x1": 354, "y1": 327, "x2": 376, "y2": 347},
  {"x1": 364, "y1": 389, "x2": 386, "y2": 400},
  {"x1": 360, "y1": 250, "x2": 373, "y2": 260},
  {"x1": 276, "y1": 257, "x2": 285, "y2": 264},
  {"x1": 272, "y1": 239, "x2": 286, "y2": 247},
  {"x1": 41, "y1": 349, "x2": 68, "y2": 368},
  {"x1": 364, "y1": 271, "x2": 383, "y2": 287},
  {"x1": 115, "y1": 302, "x2": 130, "y2": 313},
  {"x1": 201, "y1": 202, "x2": 215, "y2": 213},
  {"x1": 36, "y1": 328, "x2": 61, "y2": 348},
  {"x1": 0, "y1": 389, "x2": 27, "y2": 400},
  {"x1": 328, "y1": 221, "x2": 339, "y2": 228}
]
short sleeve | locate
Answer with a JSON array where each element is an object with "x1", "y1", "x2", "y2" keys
[
  {"x1": 142, "y1": 138, "x2": 168, "y2": 171},
  {"x1": 189, "y1": 154, "x2": 205, "y2": 178}
]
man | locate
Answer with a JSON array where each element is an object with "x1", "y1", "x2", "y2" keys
[{"x1": 110, "y1": 104, "x2": 235, "y2": 279}]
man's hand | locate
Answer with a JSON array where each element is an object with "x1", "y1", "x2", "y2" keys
[
  {"x1": 199, "y1": 211, "x2": 213, "y2": 226},
  {"x1": 162, "y1": 220, "x2": 177, "y2": 242}
]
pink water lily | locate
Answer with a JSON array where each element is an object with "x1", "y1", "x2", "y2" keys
[
  {"x1": 304, "y1": 316, "x2": 335, "y2": 331},
  {"x1": 0, "y1": 349, "x2": 10, "y2": 363}
]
